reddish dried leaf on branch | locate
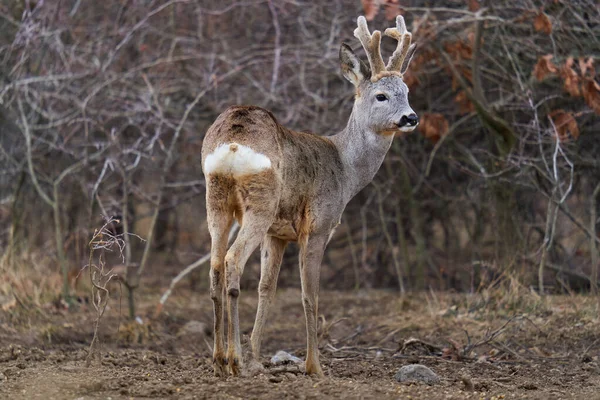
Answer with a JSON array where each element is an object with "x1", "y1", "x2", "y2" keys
[
  {"x1": 549, "y1": 110, "x2": 579, "y2": 142},
  {"x1": 361, "y1": 0, "x2": 379, "y2": 21},
  {"x1": 384, "y1": 0, "x2": 404, "y2": 21},
  {"x1": 582, "y1": 78, "x2": 600, "y2": 114},
  {"x1": 455, "y1": 90, "x2": 475, "y2": 114},
  {"x1": 578, "y1": 57, "x2": 595, "y2": 77},
  {"x1": 533, "y1": 55, "x2": 558, "y2": 81},
  {"x1": 361, "y1": 0, "x2": 403, "y2": 21},
  {"x1": 533, "y1": 11, "x2": 552, "y2": 34},
  {"x1": 445, "y1": 40, "x2": 473, "y2": 61},
  {"x1": 412, "y1": 14, "x2": 437, "y2": 42},
  {"x1": 560, "y1": 57, "x2": 581, "y2": 97},
  {"x1": 403, "y1": 69, "x2": 419, "y2": 89},
  {"x1": 577, "y1": 57, "x2": 599, "y2": 114},
  {"x1": 419, "y1": 113, "x2": 449, "y2": 143},
  {"x1": 467, "y1": 0, "x2": 480, "y2": 12}
]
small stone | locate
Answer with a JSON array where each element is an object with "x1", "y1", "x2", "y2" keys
[
  {"x1": 269, "y1": 375, "x2": 283, "y2": 383},
  {"x1": 395, "y1": 364, "x2": 440, "y2": 385},
  {"x1": 270, "y1": 351, "x2": 302, "y2": 365}
]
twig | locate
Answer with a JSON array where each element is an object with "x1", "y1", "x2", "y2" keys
[
  {"x1": 462, "y1": 315, "x2": 517, "y2": 358},
  {"x1": 154, "y1": 222, "x2": 240, "y2": 316},
  {"x1": 399, "y1": 337, "x2": 443, "y2": 355}
]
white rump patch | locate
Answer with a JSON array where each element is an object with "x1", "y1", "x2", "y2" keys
[{"x1": 204, "y1": 143, "x2": 272, "y2": 176}]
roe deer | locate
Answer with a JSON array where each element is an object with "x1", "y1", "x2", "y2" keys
[{"x1": 201, "y1": 15, "x2": 418, "y2": 377}]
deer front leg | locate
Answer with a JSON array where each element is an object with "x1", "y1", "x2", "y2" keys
[
  {"x1": 250, "y1": 236, "x2": 287, "y2": 369},
  {"x1": 299, "y1": 234, "x2": 328, "y2": 377}
]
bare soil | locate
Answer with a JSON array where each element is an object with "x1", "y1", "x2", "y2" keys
[{"x1": 1, "y1": 288, "x2": 599, "y2": 399}]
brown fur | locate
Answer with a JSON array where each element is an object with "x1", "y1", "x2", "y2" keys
[
  {"x1": 202, "y1": 106, "x2": 345, "y2": 377},
  {"x1": 201, "y1": 14, "x2": 418, "y2": 379}
]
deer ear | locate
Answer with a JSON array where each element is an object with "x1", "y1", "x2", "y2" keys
[{"x1": 340, "y1": 43, "x2": 370, "y2": 86}]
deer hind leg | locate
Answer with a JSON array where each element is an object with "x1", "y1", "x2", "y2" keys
[
  {"x1": 299, "y1": 234, "x2": 328, "y2": 377},
  {"x1": 224, "y1": 212, "x2": 274, "y2": 376},
  {"x1": 249, "y1": 236, "x2": 287, "y2": 367},
  {"x1": 206, "y1": 206, "x2": 233, "y2": 377}
]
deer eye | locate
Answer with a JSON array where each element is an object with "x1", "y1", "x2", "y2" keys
[{"x1": 375, "y1": 94, "x2": 388, "y2": 102}]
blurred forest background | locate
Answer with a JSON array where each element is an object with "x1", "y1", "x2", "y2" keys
[{"x1": 0, "y1": 0, "x2": 599, "y2": 317}]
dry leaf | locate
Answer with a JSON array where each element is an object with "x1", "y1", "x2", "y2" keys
[
  {"x1": 533, "y1": 55, "x2": 558, "y2": 81},
  {"x1": 402, "y1": 69, "x2": 419, "y2": 89},
  {"x1": 579, "y1": 57, "x2": 595, "y2": 78},
  {"x1": 383, "y1": 0, "x2": 403, "y2": 21},
  {"x1": 419, "y1": 113, "x2": 449, "y2": 144},
  {"x1": 534, "y1": 11, "x2": 552, "y2": 35},
  {"x1": 455, "y1": 91, "x2": 475, "y2": 114},
  {"x1": 412, "y1": 15, "x2": 437, "y2": 42},
  {"x1": 560, "y1": 57, "x2": 581, "y2": 97},
  {"x1": 444, "y1": 40, "x2": 473, "y2": 61},
  {"x1": 362, "y1": 0, "x2": 380, "y2": 21},
  {"x1": 467, "y1": 0, "x2": 480, "y2": 12},
  {"x1": 549, "y1": 110, "x2": 579, "y2": 142},
  {"x1": 582, "y1": 78, "x2": 600, "y2": 114}
]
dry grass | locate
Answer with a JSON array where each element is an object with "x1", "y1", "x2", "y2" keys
[{"x1": 0, "y1": 250, "x2": 64, "y2": 312}]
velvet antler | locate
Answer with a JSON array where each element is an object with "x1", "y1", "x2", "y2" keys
[
  {"x1": 354, "y1": 15, "x2": 417, "y2": 82},
  {"x1": 384, "y1": 15, "x2": 417, "y2": 74}
]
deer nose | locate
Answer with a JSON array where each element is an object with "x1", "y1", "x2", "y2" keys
[{"x1": 397, "y1": 113, "x2": 419, "y2": 128}]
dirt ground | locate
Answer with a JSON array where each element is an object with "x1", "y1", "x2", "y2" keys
[{"x1": 1, "y1": 287, "x2": 599, "y2": 399}]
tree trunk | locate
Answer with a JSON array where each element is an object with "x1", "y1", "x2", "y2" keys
[{"x1": 53, "y1": 184, "x2": 68, "y2": 299}]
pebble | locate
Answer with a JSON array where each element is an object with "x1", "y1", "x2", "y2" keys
[
  {"x1": 395, "y1": 364, "x2": 440, "y2": 385},
  {"x1": 270, "y1": 351, "x2": 302, "y2": 365}
]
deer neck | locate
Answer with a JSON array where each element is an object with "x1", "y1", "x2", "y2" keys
[{"x1": 330, "y1": 108, "x2": 394, "y2": 203}]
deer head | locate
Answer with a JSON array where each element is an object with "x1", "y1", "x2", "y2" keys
[{"x1": 340, "y1": 15, "x2": 418, "y2": 134}]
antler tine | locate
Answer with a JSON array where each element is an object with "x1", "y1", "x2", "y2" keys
[
  {"x1": 354, "y1": 16, "x2": 386, "y2": 78},
  {"x1": 384, "y1": 15, "x2": 415, "y2": 73}
]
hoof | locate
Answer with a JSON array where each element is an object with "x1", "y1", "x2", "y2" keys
[
  {"x1": 213, "y1": 355, "x2": 228, "y2": 377},
  {"x1": 305, "y1": 362, "x2": 324, "y2": 378},
  {"x1": 227, "y1": 356, "x2": 242, "y2": 376}
]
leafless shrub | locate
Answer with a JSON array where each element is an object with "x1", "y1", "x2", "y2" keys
[
  {"x1": 0, "y1": 0, "x2": 598, "y2": 297},
  {"x1": 83, "y1": 216, "x2": 125, "y2": 367}
]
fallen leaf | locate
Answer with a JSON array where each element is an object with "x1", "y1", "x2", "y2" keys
[
  {"x1": 534, "y1": 11, "x2": 552, "y2": 34},
  {"x1": 533, "y1": 55, "x2": 558, "y2": 81},
  {"x1": 549, "y1": 110, "x2": 579, "y2": 141}
]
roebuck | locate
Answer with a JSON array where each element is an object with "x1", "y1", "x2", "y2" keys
[{"x1": 201, "y1": 15, "x2": 418, "y2": 377}]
